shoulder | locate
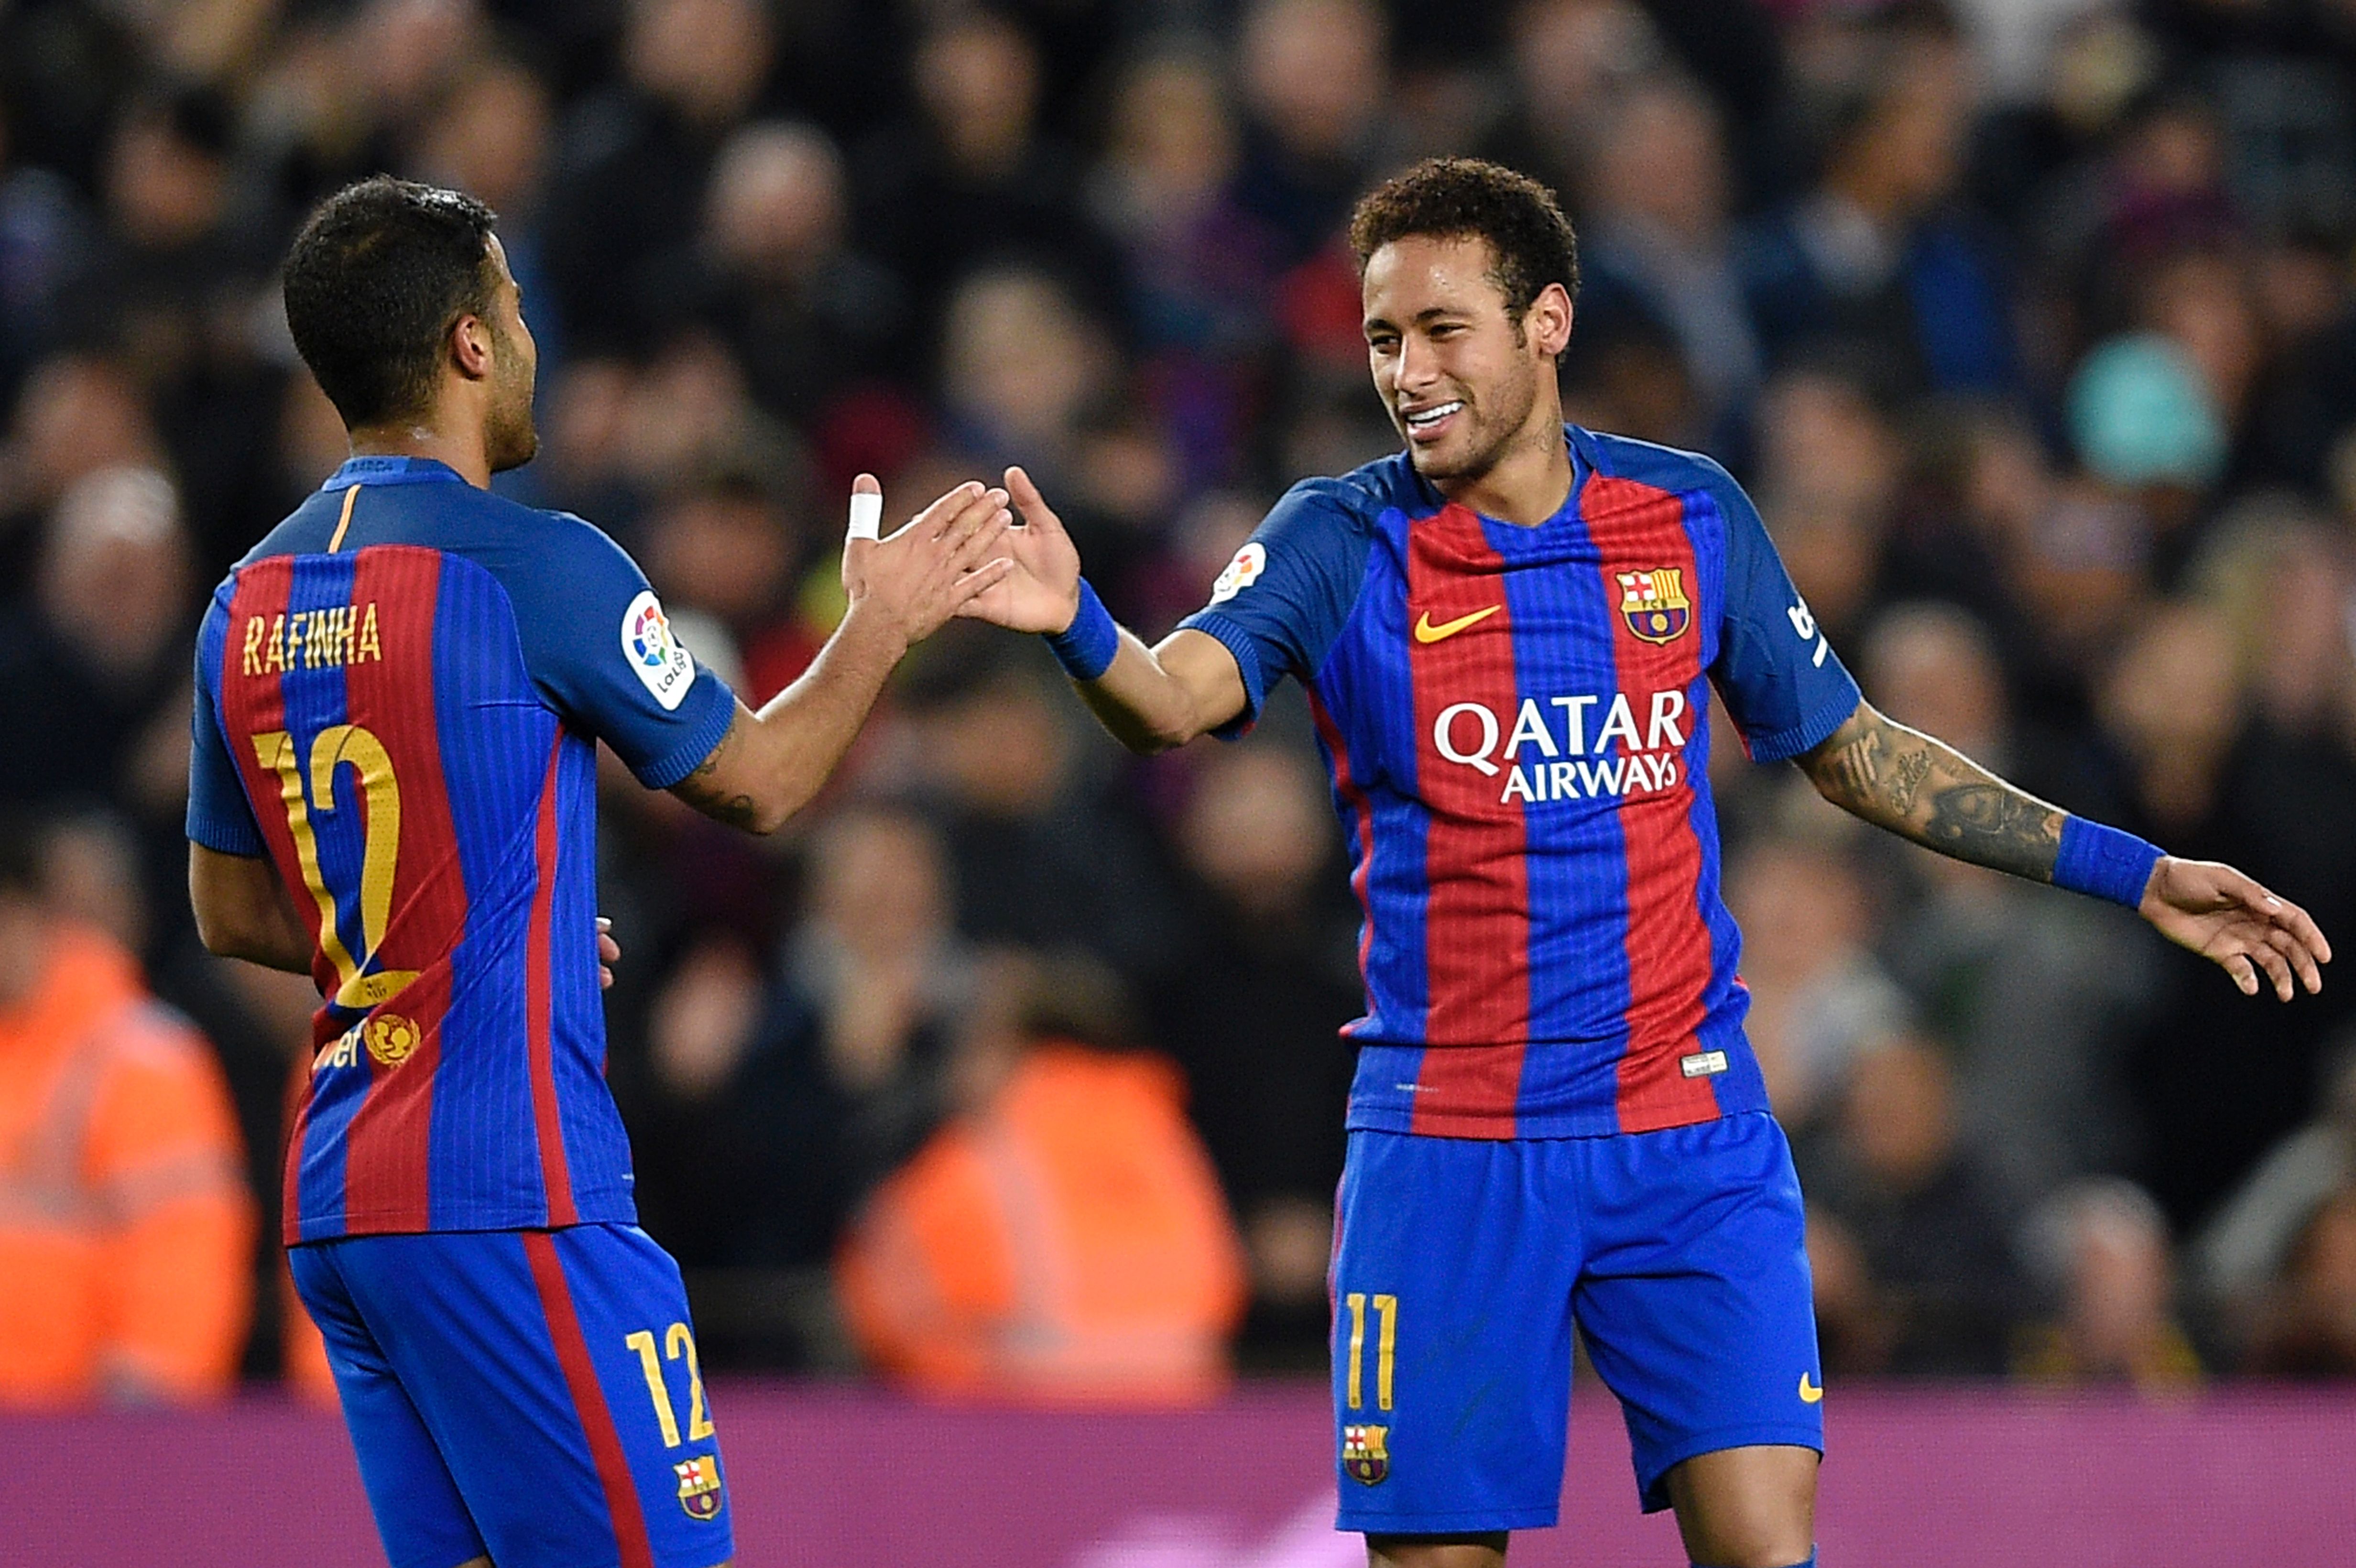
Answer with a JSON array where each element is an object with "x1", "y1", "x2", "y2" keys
[{"x1": 1574, "y1": 425, "x2": 1740, "y2": 496}]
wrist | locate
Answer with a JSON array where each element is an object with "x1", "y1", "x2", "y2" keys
[
  {"x1": 1044, "y1": 577, "x2": 1118, "y2": 681},
  {"x1": 2053, "y1": 816, "x2": 2166, "y2": 909},
  {"x1": 837, "y1": 595, "x2": 912, "y2": 662}
]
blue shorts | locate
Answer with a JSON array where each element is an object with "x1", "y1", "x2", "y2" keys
[
  {"x1": 290, "y1": 1223, "x2": 733, "y2": 1568},
  {"x1": 1330, "y1": 1112, "x2": 1822, "y2": 1535}
]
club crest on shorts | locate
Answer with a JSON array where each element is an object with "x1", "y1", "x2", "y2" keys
[
  {"x1": 363, "y1": 1013, "x2": 420, "y2": 1068},
  {"x1": 1616, "y1": 568, "x2": 1691, "y2": 644},
  {"x1": 673, "y1": 1455, "x2": 724, "y2": 1520},
  {"x1": 1342, "y1": 1423, "x2": 1390, "y2": 1484}
]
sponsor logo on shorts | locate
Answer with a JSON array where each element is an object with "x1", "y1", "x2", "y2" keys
[
  {"x1": 1342, "y1": 1423, "x2": 1389, "y2": 1485},
  {"x1": 1680, "y1": 1049, "x2": 1728, "y2": 1078},
  {"x1": 1799, "y1": 1372, "x2": 1824, "y2": 1405},
  {"x1": 674, "y1": 1454, "x2": 724, "y2": 1520}
]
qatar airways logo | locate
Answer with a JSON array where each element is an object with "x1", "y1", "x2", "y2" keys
[{"x1": 1432, "y1": 690, "x2": 1690, "y2": 805}]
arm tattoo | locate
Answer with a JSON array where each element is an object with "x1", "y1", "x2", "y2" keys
[
  {"x1": 1922, "y1": 782, "x2": 2062, "y2": 880},
  {"x1": 1800, "y1": 704, "x2": 2063, "y2": 883},
  {"x1": 669, "y1": 714, "x2": 765, "y2": 832}
]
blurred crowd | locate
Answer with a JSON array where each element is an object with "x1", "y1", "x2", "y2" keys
[{"x1": 7, "y1": 0, "x2": 2356, "y2": 1405}]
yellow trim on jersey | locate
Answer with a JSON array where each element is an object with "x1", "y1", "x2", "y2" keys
[{"x1": 327, "y1": 483, "x2": 360, "y2": 553}]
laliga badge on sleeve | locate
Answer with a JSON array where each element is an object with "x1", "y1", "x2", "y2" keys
[
  {"x1": 622, "y1": 589, "x2": 697, "y2": 711},
  {"x1": 1208, "y1": 542, "x2": 1266, "y2": 605},
  {"x1": 846, "y1": 489, "x2": 883, "y2": 543}
]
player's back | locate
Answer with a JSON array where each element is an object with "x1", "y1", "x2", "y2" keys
[{"x1": 188, "y1": 456, "x2": 735, "y2": 1242}]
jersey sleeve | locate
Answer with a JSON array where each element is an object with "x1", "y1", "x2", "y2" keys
[
  {"x1": 1704, "y1": 463, "x2": 1862, "y2": 762},
  {"x1": 506, "y1": 514, "x2": 739, "y2": 788},
  {"x1": 185, "y1": 589, "x2": 266, "y2": 857},
  {"x1": 1176, "y1": 478, "x2": 1368, "y2": 738}
]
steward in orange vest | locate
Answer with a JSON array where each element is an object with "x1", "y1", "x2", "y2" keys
[
  {"x1": 0, "y1": 879, "x2": 255, "y2": 1405},
  {"x1": 838, "y1": 1038, "x2": 1246, "y2": 1405}
]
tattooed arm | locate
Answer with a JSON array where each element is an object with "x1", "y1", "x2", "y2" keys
[
  {"x1": 1797, "y1": 701, "x2": 2064, "y2": 881},
  {"x1": 1798, "y1": 700, "x2": 2331, "y2": 1000}
]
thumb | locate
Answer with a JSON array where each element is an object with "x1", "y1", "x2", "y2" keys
[{"x1": 841, "y1": 472, "x2": 883, "y2": 584}]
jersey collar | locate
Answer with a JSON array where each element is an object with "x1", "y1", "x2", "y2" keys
[{"x1": 320, "y1": 455, "x2": 469, "y2": 490}]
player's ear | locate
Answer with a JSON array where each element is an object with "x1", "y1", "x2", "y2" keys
[
  {"x1": 1527, "y1": 283, "x2": 1573, "y2": 360},
  {"x1": 449, "y1": 313, "x2": 495, "y2": 381}
]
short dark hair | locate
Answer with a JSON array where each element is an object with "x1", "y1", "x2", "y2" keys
[
  {"x1": 283, "y1": 176, "x2": 501, "y2": 428},
  {"x1": 1347, "y1": 157, "x2": 1581, "y2": 321}
]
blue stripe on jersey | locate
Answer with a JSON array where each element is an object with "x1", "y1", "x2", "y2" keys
[
  {"x1": 1493, "y1": 502, "x2": 1637, "y2": 1073},
  {"x1": 427, "y1": 553, "x2": 549, "y2": 1227},
  {"x1": 286, "y1": 552, "x2": 363, "y2": 1233}
]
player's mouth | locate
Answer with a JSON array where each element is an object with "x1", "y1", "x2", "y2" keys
[{"x1": 1401, "y1": 400, "x2": 1464, "y2": 442}]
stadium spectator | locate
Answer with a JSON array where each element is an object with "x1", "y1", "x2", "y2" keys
[
  {"x1": 1569, "y1": 76, "x2": 1762, "y2": 446},
  {"x1": 1232, "y1": 0, "x2": 1396, "y2": 270},
  {"x1": 1801, "y1": 1035, "x2": 2028, "y2": 1377},
  {"x1": 1150, "y1": 740, "x2": 1358, "y2": 1369},
  {"x1": 2245, "y1": 1185, "x2": 2356, "y2": 1377},
  {"x1": 1739, "y1": 13, "x2": 2018, "y2": 398},
  {"x1": 2016, "y1": 1177, "x2": 2202, "y2": 1389},
  {"x1": 0, "y1": 814, "x2": 253, "y2": 1405},
  {"x1": 1723, "y1": 834, "x2": 1912, "y2": 1131},
  {"x1": 1865, "y1": 603, "x2": 2154, "y2": 1208},
  {"x1": 836, "y1": 952, "x2": 1247, "y2": 1405}
]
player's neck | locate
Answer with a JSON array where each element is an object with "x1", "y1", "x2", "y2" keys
[
  {"x1": 1434, "y1": 408, "x2": 1573, "y2": 528},
  {"x1": 346, "y1": 417, "x2": 493, "y2": 490}
]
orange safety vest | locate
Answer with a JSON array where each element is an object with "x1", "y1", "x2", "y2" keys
[
  {"x1": 838, "y1": 1043, "x2": 1247, "y2": 1406},
  {"x1": 0, "y1": 925, "x2": 255, "y2": 1405}
]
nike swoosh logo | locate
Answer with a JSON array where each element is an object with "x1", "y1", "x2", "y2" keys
[
  {"x1": 1413, "y1": 606, "x2": 1501, "y2": 644},
  {"x1": 1799, "y1": 1374, "x2": 1823, "y2": 1404}
]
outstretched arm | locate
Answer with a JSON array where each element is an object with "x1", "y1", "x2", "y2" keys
[
  {"x1": 1799, "y1": 700, "x2": 2330, "y2": 1000},
  {"x1": 671, "y1": 476, "x2": 1012, "y2": 833},
  {"x1": 958, "y1": 466, "x2": 1249, "y2": 753}
]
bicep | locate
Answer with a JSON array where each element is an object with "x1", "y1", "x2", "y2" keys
[
  {"x1": 664, "y1": 703, "x2": 772, "y2": 833},
  {"x1": 1152, "y1": 629, "x2": 1250, "y2": 738}
]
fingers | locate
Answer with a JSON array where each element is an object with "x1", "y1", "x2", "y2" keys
[
  {"x1": 2260, "y1": 921, "x2": 2326, "y2": 996},
  {"x1": 954, "y1": 558, "x2": 1014, "y2": 606},
  {"x1": 846, "y1": 473, "x2": 883, "y2": 541},
  {"x1": 903, "y1": 479, "x2": 992, "y2": 543},
  {"x1": 1005, "y1": 466, "x2": 1067, "y2": 537},
  {"x1": 2226, "y1": 952, "x2": 2260, "y2": 996},
  {"x1": 2250, "y1": 938, "x2": 2296, "y2": 1002}
]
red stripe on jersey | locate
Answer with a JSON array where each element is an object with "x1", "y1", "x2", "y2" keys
[
  {"x1": 1405, "y1": 503, "x2": 1529, "y2": 1136},
  {"x1": 337, "y1": 547, "x2": 468, "y2": 1230},
  {"x1": 215, "y1": 558, "x2": 323, "y2": 1232},
  {"x1": 1585, "y1": 474, "x2": 1720, "y2": 1132},
  {"x1": 525, "y1": 733, "x2": 577, "y2": 1225},
  {"x1": 524, "y1": 1232, "x2": 656, "y2": 1568},
  {"x1": 1307, "y1": 689, "x2": 1377, "y2": 1008}
]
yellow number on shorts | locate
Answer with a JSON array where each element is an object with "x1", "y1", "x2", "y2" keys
[
  {"x1": 251, "y1": 725, "x2": 419, "y2": 1008},
  {"x1": 624, "y1": 1329, "x2": 681, "y2": 1447},
  {"x1": 625, "y1": 1323, "x2": 712, "y2": 1447},
  {"x1": 667, "y1": 1322, "x2": 715, "y2": 1441},
  {"x1": 1342, "y1": 1293, "x2": 1398, "y2": 1411}
]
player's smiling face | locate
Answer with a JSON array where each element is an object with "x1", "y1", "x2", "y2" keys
[{"x1": 1363, "y1": 234, "x2": 1570, "y2": 487}]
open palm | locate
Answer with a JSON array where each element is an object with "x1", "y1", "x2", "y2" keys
[
  {"x1": 957, "y1": 466, "x2": 1082, "y2": 633},
  {"x1": 2141, "y1": 857, "x2": 2332, "y2": 1001}
]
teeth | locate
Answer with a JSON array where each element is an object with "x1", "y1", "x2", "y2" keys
[{"x1": 1405, "y1": 402, "x2": 1462, "y2": 428}]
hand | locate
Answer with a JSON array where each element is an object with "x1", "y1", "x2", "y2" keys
[
  {"x1": 598, "y1": 916, "x2": 621, "y2": 991},
  {"x1": 2140, "y1": 857, "x2": 2332, "y2": 1000},
  {"x1": 956, "y1": 465, "x2": 1083, "y2": 633},
  {"x1": 840, "y1": 474, "x2": 1013, "y2": 648}
]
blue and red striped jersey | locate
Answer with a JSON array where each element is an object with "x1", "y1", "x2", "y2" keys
[
  {"x1": 187, "y1": 457, "x2": 737, "y2": 1241},
  {"x1": 1178, "y1": 426, "x2": 1861, "y2": 1139}
]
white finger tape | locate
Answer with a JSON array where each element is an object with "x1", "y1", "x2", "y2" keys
[{"x1": 847, "y1": 490, "x2": 883, "y2": 542}]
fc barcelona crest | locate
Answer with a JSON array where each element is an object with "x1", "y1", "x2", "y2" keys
[
  {"x1": 674, "y1": 1455, "x2": 724, "y2": 1521},
  {"x1": 1616, "y1": 568, "x2": 1691, "y2": 644},
  {"x1": 1342, "y1": 1423, "x2": 1390, "y2": 1485}
]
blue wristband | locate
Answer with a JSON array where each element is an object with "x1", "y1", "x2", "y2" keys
[
  {"x1": 1045, "y1": 577, "x2": 1119, "y2": 681},
  {"x1": 2053, "y1": 816, "x2": 2164, "y2": 908}
]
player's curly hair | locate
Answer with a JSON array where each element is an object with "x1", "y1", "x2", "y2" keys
[
  {"x1": 1347, "y1": 157, "x2": 1581, "y2": 324},
  {"x1": 284, "y1": 176, "x2": 501, "y2": 428}
]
